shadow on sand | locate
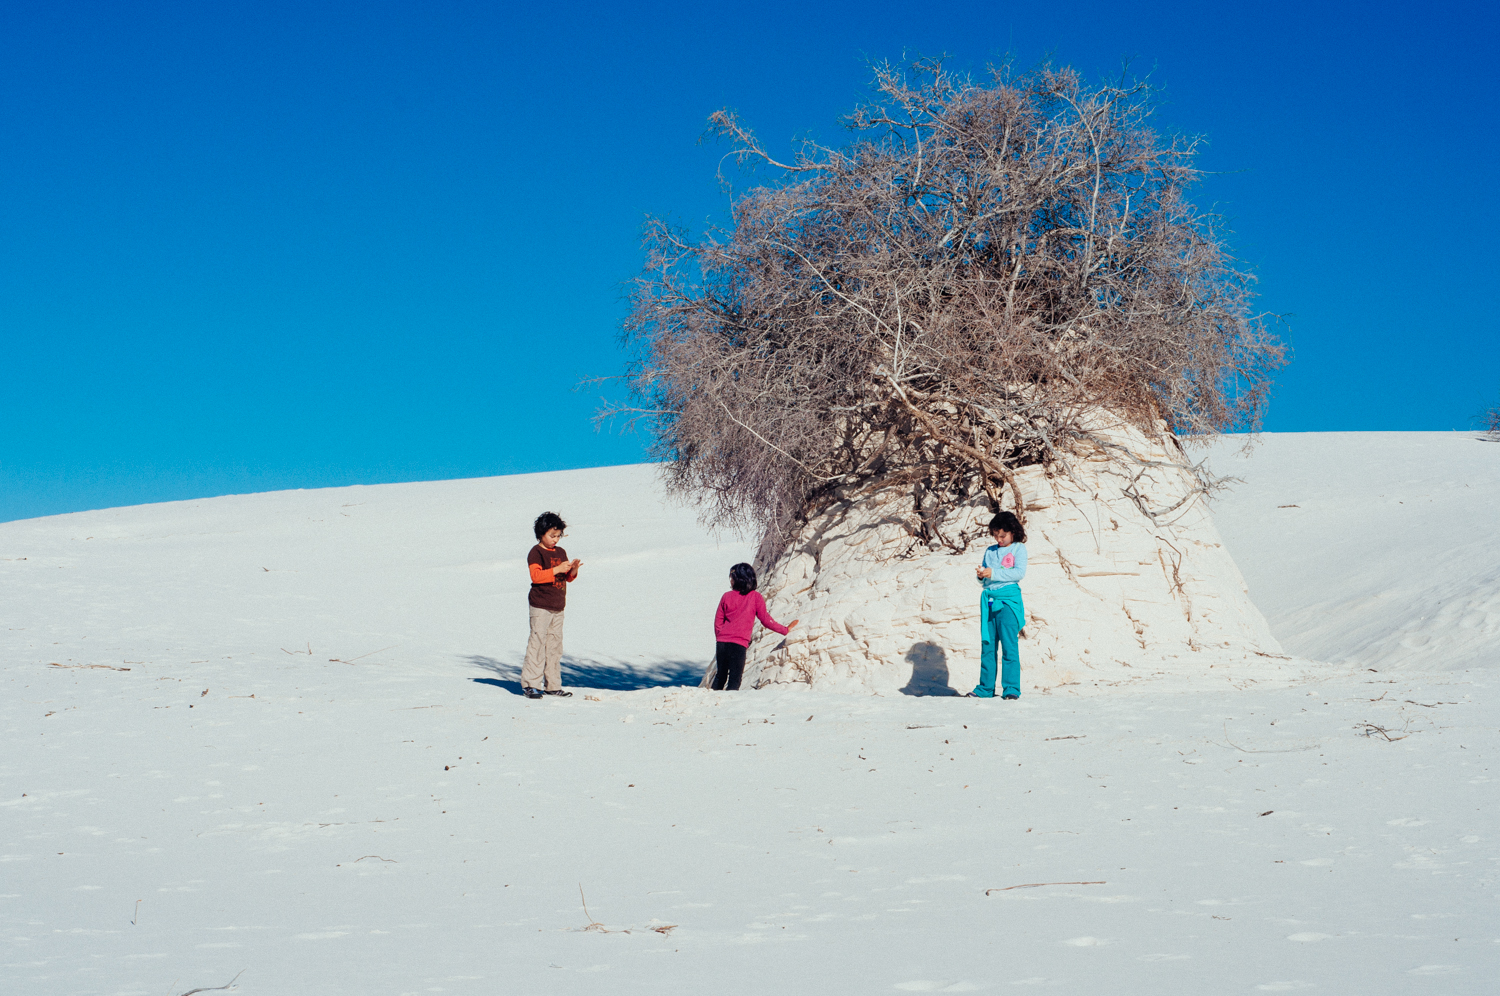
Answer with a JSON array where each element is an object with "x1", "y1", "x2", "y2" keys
[
  {"x1": 464, "y1": 654, "x2": 708, "y2": 695},
  {"x1": 899, "y1": 641, "x2": 960, "y2": 696}
]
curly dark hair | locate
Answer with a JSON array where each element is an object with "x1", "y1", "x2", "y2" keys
[
  {"x1": 988, "y1": 511, "x2": 1026, "y2": 544},
  {"x1": 533, "y1": 511, "x2": 567, "y2": 540},
  {"x1": 729, "y1": 562, "x2": 758, "y2": 593}
]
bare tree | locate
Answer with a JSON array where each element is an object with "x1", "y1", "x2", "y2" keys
[{"x1": 611, "y1": 60, "x2": 1286, "y2": 559}]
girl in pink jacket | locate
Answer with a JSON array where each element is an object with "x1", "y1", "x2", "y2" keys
[{"x1": 710, "y1": 563, "x2": 798, "y2": 690}]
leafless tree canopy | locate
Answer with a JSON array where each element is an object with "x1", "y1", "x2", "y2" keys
[{"x1": 615, "y1": 61, "x2": 1285, "y2": 557}]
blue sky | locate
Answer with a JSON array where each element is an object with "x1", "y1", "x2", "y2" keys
[{"x1": 3, "y1": 1, "x2": 1496, "y2": 522}]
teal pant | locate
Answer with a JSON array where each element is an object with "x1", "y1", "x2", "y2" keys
[{"x1": 974, "y1": 590, "x2": 1022, "y2": 698}]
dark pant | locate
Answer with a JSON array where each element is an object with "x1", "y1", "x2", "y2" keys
[{"x1": 711, "y1": 641, "x2": 748, "y2": 690}]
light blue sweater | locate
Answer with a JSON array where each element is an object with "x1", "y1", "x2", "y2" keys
[{"x1": 978, "y1": 542, "x2": 1027, "y2": 589}]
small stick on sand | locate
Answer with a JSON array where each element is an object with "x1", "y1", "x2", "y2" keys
[
  {"x1": 177, "y1": 970, "x2": 243, "y2": 995},
  {"x1": 580, "y1": 885, "x2": 606, "y2": 931},
  {"x1": 1219, "y1": 722, "x2": 1318, "y2": 753},
  {"x1": 328, "y1": 645, "x2": 397, "y2": 665},
  {"x1": 985, "y1": 881, "x2": 1105, "y2": 895}
]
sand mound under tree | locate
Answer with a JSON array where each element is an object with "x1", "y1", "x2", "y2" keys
[{"x1": 746, "y1": 421, "x2": 1284, "y2": 694}]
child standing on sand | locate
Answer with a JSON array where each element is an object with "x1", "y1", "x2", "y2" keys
[
  {"x1": 522, "y1": 511, "x2": 580, "y2": 700},
  {"x1": 968, "y1": 511, "x2": 1027, "y2": 700},
  {"x1": 710, "y1": 563, "x2": 798, "y2": 691}
]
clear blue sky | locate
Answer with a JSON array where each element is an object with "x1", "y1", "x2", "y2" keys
[{"x1": 3, "y1": 1, "x2": 1496, "y2": 522}]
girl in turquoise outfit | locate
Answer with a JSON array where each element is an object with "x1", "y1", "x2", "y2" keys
[{"x1": 968, "y1": 511, "x2": 1027, "y2": 700}]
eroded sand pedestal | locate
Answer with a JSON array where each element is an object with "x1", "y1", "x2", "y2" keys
[{"x1": 745, "y1": 424, "x2": 1285, "y2": 694}]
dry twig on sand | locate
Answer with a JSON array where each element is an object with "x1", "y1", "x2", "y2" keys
[
  {"x1": 329, "y1": 645, "x2": 396, "y2": 665},
  {"x1": 177, "y1": 970, "x2": 243, "y2": 995},
  {"x1": 574, "y1": 885, "x2": 676, "y2": 936},
  {"x1": 1357, "y1": 722, "x2": 1409, "y2": 742},
  {"x1": 579, "y1": 885, "x2": 607, "y2": 932},
  {"x1": 1218, "y1": 723, "x2": 1318, "y2": 753},
  {"x1": 985, "y1": 881, "x2": 1105, "y2": 895},
  {"x1": 48, "y1": 662, "x2": 130, "y2": 671}
]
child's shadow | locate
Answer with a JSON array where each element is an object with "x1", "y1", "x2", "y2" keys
[
  {"x1": 464, "y1": 654, "x2": 707, "y2": 694},
  {"x1": 471, "y1": 675, "x2": 526, "y2": 695},
  {"x1": 899, "y1": 641, "x2": 960, "y2": 696}
]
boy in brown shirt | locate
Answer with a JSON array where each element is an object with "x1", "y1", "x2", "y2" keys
[{"x1": 522, "y1": 511, "x2": 580, "y2": 699}]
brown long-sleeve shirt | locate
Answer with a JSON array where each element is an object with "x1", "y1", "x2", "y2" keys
[{"x1": 527, "y1": 543, "x2": 575, "y2": 610}]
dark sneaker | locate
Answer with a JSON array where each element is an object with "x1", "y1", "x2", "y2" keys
[
  {"x1": 543, "y1": 689, "x2": 573, "y2": 697},
  {"x1": 522, "y1": 687, "x2": 544, "y2": 700},
  {"x1": 1002, "y1": 694, "x2": 1019, "y2": 700},
  {"x1": 965, "y1": 691, "x2": 984, "y2": 698}
]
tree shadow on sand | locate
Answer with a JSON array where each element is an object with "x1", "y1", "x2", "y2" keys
[
  {"x1": 899, "y1": 641, "x2": 960, "y2": 696},
  {"x1": 464, "y1": 654, "x2": 708, "y2": 694}
]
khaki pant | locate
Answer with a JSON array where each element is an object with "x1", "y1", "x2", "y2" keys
[{"x1": 522, "y1": 606, "x2": 565, "y2": 691}]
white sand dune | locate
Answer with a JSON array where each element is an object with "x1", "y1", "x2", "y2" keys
[
  {"x1": 0, "y1": 463, "x2": 757, "y2": 685},
  {"x1": 1207, "y1": 431, "x2": 1500, "y2": 672},
  {"x1": 2, "y1": 432, "x2": 1496, "y2": 994}
]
